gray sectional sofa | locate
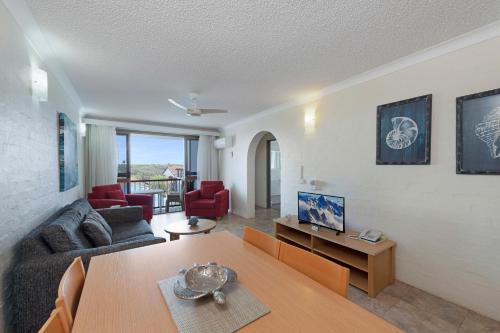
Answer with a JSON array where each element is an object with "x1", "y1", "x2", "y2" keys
[{"x1": 9, "y1": 199, "x2": 165, "y2": 333}]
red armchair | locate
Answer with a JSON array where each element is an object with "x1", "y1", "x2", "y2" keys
[
  {"x1": 184, "y1": 181, "x2": 229, "y2": 220},
  {"x1": 87, "y1": 184, "x2": 154, "y2": 222}
]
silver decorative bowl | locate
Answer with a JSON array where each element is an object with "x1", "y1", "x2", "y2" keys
[{"x1": 174, "y1": 262, "x2": 237, "y2": 304}]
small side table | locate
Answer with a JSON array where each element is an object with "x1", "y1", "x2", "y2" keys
[{"x1": 164, "y1": 219, "x2": 217, "y2": 241}]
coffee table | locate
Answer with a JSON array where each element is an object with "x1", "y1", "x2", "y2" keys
[{"x1": 164, "y1": 219, "x2": 217, "y2": 241}]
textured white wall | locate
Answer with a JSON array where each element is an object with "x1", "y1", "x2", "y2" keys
[
  {"x1": 222, "y1": 37, "x2": 500, "y2": 321},
  {"x1": 0, "y1": 4, "x2": 83, "y2": 331}
]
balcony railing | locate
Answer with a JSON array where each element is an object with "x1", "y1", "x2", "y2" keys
[{"x1": 118, "y1": 178, "x2": 186, "y2": 214}]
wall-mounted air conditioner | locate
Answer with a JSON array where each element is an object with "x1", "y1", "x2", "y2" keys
[{"x1": 214, "y1": 136, "x2": 233, "y2": 149}]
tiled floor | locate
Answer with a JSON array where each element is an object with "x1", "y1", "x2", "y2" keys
[{"x1": 151, "y1": 209, "x2": 500, "y2": 333}]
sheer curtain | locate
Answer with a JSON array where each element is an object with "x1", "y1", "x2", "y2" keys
[
  {"x1": 197, "y1": 135, "x2": 219, "y2": 181},
  {"x1": 85, "y1": 124, "x2": 118, "y2": 193}
]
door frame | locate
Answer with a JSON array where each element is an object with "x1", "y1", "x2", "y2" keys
[{"x1": 266, "y1": 139, "x2": 278, "y2": 209}]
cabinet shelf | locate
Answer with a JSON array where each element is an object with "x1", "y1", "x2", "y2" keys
[
  {"x1": 274, "y1": 216, "x2": 396, "y2": 297},
  {"x1": 313, "y1": 238, "x2": 368, "y2": 272},
  {"x1": 276, "y1": 229, "x2": 311, "y2": 249},
  {"x1": 350, "y1": 268, "x2": 368, "y2": 291}
]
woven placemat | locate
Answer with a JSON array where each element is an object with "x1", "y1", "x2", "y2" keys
[{"x1": 159, "y1": 275, "x2": 270, "y2": 333}]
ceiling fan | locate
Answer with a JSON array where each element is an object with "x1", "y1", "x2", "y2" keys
[{"x1": 168, "y1": 93, "x2": 228, "y2": 117}]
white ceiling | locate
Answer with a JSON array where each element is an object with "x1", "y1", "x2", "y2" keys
[{"x1": 24, "y1": 0, "x2": 500, "y2": 129}]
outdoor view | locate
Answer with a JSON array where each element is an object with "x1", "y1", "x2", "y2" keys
[
  {"x1": 116, "y1": 133, "x2": 198, "y2": 206},
  {"x1": 117, "y1": 134, "x2": 185, "y2": 180}
]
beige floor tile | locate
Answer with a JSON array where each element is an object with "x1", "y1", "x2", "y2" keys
[
  {"x1": 402, "y1": 286, "x2": 469, "y2": 328},
  {"x1": 459, "y1": 311, "x2": 500, "y2": 333},
  {"x1": 384, "y1": 300, "x2": 460, "y2": 333}
]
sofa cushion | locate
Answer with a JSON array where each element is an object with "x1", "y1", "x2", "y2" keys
[
  {"x1": 82, "y1": 218, "x2": 112, "y2": 246},
  {"x1": 200, "y1": 185, "x2": 219, "y2": 199},
  {"x1": 85, "y1": 210, "x2": 112, "y2": 236},
  {"x1": 112, "y1": 234, "x2": 156, "y2": 244},
  {"x1": 191, "y1": 198, "x2": 216, "y2": 209},
  {"x1": 111, "y1": 220, "x2": 153, "y2": 243},
  {"x1": 41, "y1": 208, "x2": 92, "y2": 252},
  {"x1": 106, "y1": 190, "x2": 127, "y2": 201},
  {"x1": 67, "y1": 198, "x2": 93, "y2": 216}
]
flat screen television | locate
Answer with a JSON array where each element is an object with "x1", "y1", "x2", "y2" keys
[{"x1": 298, "y1": 191, "x2": 345, "y2": 233}]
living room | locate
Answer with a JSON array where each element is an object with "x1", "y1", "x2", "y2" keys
[{"x1": 1, "y1": 1, "x2": 500, "y2": 333}]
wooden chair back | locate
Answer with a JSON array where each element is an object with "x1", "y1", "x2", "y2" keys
[
  {"x1": 278, "y1": 242, "x2": 350, "y2": 297},
  {"x1": 38, "y1": 307, "x2": 69, "y2": 333},
  {"x1": 57, "y1": 257, "x2": 86, "y2": 327},
  {"x1": 243, "y1": 226, "x2": 281, "y2": 258}
]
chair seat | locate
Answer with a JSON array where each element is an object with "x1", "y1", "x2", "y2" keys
[{"x1": 190, "y1": 199, "x2": 216, "y2": 209}]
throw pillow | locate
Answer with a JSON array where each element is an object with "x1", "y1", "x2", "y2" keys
[
  {"x1": 41, "y1": 209, "x2": 91, "y2": 253},
  {"x1": 82, "y1": 218, "x2": 112, "y2": 247},
  {"x1": 200, "y1": 184, "x2": 219, "y2": 199},
  {"x1": 106, "y1": 190, "x2": 127, "y2": 201},
  {"x1": 86, "y1": 210, "x2": 112, "y2": 237}
]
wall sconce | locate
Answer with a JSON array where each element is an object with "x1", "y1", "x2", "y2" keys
[
  {"x1": 304, "y1": 107, "x2": 316, "y2": 133},
  {"x1": 31, "y1": 68, "x2": 48, "y2": 102}
]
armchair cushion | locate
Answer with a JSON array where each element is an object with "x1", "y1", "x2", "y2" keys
[
  {"x1": 106, "y1": 190, "x2": 127, "y2": 201},
  {"x1": 82, "y1": 219, "x2": 112, "y2": 246},
  {"x1": 191, "y1": 199, "x2": 216, "y2": 209},
  {"x1": 126, "y1": 193, "x2": 153, "y2": 206},
  {"x1": 87, "y1": 198, "x2": 128, "y2": 209},
  {"x1": 200, "y1": 184, "x2": 219, "y2": 199}
]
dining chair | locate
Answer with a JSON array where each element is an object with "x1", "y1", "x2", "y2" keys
[
  {"x1": 278, "y1": 242, "x2": 350, "y2": 297},
  {"x1": 243, "y1": 226, "x2": 281, "y2": 258},
  {"x1": 57, "y1": 257, "x2": 86, "y2": 328},
  {"x1": 38, "y1": 307, "x2": 69, "y2": 333}
]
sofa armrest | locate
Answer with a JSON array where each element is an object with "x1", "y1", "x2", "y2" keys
[
  {"x1": 96, "y1": 206, "x2": 144, "y2": 224},
  {"x1": 88, "y1": 198, "x2": 128, "y2": 209},
  {"x1": 126, "y1": 194, "x2": 153, "y2": 206}
]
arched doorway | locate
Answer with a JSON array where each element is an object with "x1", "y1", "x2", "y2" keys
[{"x1": 246, "y1": 131, "x2": 281, "y2": 218}]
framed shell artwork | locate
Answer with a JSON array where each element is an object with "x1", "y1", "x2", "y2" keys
[{"x1": 376, "y1": 94, "x2": 432, "y2": 165}]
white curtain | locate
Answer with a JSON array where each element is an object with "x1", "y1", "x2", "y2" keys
[
  {"x1": 85, "y1": 124, "x2": 118, "y2": 193},
  {"x1": 197, "y1": 135, "x2": 219, "y2": 181}
]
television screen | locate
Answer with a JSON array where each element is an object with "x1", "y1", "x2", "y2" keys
[{"x1": 298, "y1": 192, "x2": 345, "y2": 233}]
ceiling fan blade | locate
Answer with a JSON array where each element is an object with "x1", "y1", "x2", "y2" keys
[
  {"x1": 199, "y1": 109, "x2": 228, "y2": 114},
  {"x1": 168, "y1": 98, "x2": 188, "y2": 111}
]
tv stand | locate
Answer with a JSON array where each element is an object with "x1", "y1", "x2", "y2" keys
[{"x1": 274, "y1": 216, "x2": 396, "y2": 297}]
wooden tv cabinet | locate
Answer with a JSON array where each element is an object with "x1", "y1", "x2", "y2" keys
[{"x1": 274, "y1": 216, "x2": 396, "y2": 297}]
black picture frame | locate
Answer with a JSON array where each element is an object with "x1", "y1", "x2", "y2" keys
[
  {"x1": 456, "y1": 88, "x2": 500, "y2": 175},
  {"x1": 376, "y1": 94, "x2": 432, "y2": 165}
]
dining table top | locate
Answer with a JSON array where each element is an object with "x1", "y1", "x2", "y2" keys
[{"x1": 72, "y1": 231, "x2": 402, "y2": 333}]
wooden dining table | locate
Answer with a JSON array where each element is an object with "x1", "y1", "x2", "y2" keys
[{"x1": 72, "y1": 231, "x2": 402, "y2": 332}]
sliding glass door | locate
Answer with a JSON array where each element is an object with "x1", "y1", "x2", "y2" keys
[{"x1": 115, "y1": 132, "x2": 198, "y2": 212}]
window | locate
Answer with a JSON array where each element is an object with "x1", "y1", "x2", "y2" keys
[
  {"x1": 116, "y1": 134, "x2": 129, "y2": 178},
  {"x1": 185, "y1": 138, "x2": 198, "y2": 176},
  {"x1": 115, "y1": 132, "x2": 198, "y2": 180}
]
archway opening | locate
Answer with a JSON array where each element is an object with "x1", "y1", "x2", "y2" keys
[{"x1": 247, "y1": 131, "x2": 281, "y2": 219}]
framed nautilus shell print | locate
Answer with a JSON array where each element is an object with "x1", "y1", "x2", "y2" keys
[
  {"x1": 457, "y1": 88, "x2": 500, "y2": 175},
  {"x1": 376, "y1": 95, "x2": 432, "y2": 165}
]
